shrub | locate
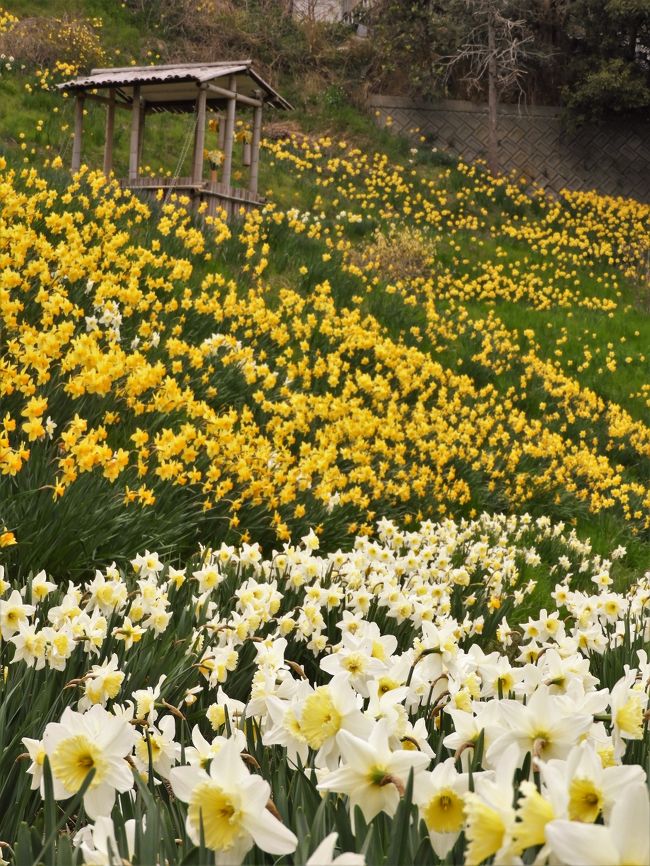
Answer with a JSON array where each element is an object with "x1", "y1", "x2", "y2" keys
[{"x1": 0, "y1": 14, "x2": 105, "y2": 74}]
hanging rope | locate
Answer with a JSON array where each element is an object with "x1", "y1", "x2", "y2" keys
[{"x1": 163, "y1": 111, "x2": 198, "y2": 207}]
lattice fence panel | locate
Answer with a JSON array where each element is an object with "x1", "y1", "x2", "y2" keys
[{"x1": 369, "y1": 95, "x2": 650, "y2": 202}]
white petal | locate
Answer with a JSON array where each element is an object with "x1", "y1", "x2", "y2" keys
[
  {"x1": 430, "y1": 830, "x2": 460, "y2": 859},
  {"x1": 244, "y1": 806, "x2": 298, "y2": 855},
  {"x1": 169, "y1": 764, "x2": 207, "y2": 803},
  {"x1": 389, "y1": 749, "x2": 430, "y2": 779},
  {"x1": 545, "y1": 820, "x2": 620, "y2": 866},
  {"x1": 609, "y1": 784, "x2": 650, "y2": 866},
  {"x1": 209, "y1": 739, "x2": 249, "y2": 786},
  {"x1": 83, "y1": 784, "x2": 116, "y2": 820},
  {"x1": 306, "y1": 833, "x2": 337, "y2": 866},
  {"x1": 336, "y1": 729, "x2": 378, "y2": 772}
]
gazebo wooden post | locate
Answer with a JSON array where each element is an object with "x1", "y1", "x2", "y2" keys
[
  {"x1": 249, "y1": 98, "x2": 263, "y2": 196},
  {"x1": 217, "y1": 113, "x2": 226, "y2": 149},
  {"x1": 222, "y1": 75, "x2": 237, "y2": 189},
  {"x1": 192, "y1": 86, "x2": 208, "y2": 187},
  {"x1": 138, "y1": 98, "x2": 146, "y2": 166},
  {"x1": 128, "y1": 84, "x2": 142, "y2": 182},
  {"x1": 71, "y1": 93, "x2": 85, "y2": 172},
  {"x1": 103, "y1": 90, "x2": 115, "y2": 176}
]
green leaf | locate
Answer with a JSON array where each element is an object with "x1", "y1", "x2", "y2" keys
[
  {"x1": 386, "y1": 769, "x2": 415, "y2": 866},
  {"x1": 14, "y1": 822, "x2": 36, "y2": 866},
  {"x1": 35, "y1": 767, "x2": 96, "y2": 866}
]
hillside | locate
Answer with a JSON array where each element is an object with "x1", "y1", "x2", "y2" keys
[{"x1": 0, "y1": 3, "x2": 649, "y2": 866}]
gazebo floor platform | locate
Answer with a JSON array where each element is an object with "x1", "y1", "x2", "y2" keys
[{"x1": 123, "y1": 176, "x2": 264, "y2": 219}]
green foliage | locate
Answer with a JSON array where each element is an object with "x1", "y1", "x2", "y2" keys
[
  {"x1": 366, "y1": 0, "x2": 650, "y2": 120},
  {"x1": 563, "y1": 57, "x2": 650, "y2": 120}
]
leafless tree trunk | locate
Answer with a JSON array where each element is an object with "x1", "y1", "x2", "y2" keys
[
  {"x1": 487, "y1": 5, "x2": 498, "y2": 173},
  {"x1": 441, "y1": 0, "x2": 534, "y2": 176}
]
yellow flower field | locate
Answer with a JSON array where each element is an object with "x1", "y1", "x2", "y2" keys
[{"x1": 0, "y1": 142, "x2": 649, "y2": 580}]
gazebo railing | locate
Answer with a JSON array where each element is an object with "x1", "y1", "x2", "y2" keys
[{"x1": 123, "y1": 176, "x2": 264, "y2": 220}]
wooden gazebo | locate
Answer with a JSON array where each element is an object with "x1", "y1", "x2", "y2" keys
[{"x1": 58, "y1": 61, "x2": 292, "y2": 218}]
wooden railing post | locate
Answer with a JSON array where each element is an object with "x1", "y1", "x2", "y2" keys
[
  {"x1": 249, "y1": 100, "x2": 263, "y2": 196},
  {"x1": 103, "y1": 91, "x2": 115, "y2": 176},
  {"x1": 192, "y1": 86, "x2": 208, "y2": 186},
  {"x1": 222, "y1": 75, "x2": 237, "y2": 189},
  {"x1": 71, "y1": 94, "x2": 85, "y2": 172},
  {"x1": 128, "y1": 84, "x2": 141, "y2": 182}
]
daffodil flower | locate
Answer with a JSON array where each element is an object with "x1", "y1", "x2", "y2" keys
[
  {"x1": 169, "y1": 739, "x2": 297, "y2": 866},
  {"x1": 545, "y1": 783, "x2": 650, "y2": 866},
  {"x1": 316, "y1": 719, "x2": 430, "y2": 824}
]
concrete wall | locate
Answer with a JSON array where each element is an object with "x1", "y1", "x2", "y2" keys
[
  {"x1": 292, "y1": 0, "x2": 342, "y2": 21},
  {"x1": 292, "y1": 0, "x2": 368, "y2": 21},
  {"x1": 369, "y1": 94, "x2": 650, "y2": 202}
]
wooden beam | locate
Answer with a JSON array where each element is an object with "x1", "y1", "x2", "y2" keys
[
  {"x1": 103, "y1": 91, "x2": 115, "y2": 176},
  {"x1": 192, "y1": 86, "x2": 208, "y2": 186},
  {"x1": 71, "y1": 94, "x2": 85, "y2": 172},
  {"x1": 222, "y1": 76, "x2": 237, "y2": 189},
  {"x1": 203, "y1": 82, "x2": 262, "y2": 108},
  {"x1": 129, "y1": 84, "x2": 141, "y2": 182},
  {"x1": 217, "y1": 113, "x2": 225, "y2": 149},
  {"x1": 249, "y1": 102, "x2": 263, "y2": 196},
  {"x1": 77, "y1": 92, "x2": 130, "y2": 109}
]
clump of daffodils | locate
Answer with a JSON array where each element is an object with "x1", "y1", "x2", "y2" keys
[{"x1": 0, "y1": 514, "x2": 646, "y2": 863}]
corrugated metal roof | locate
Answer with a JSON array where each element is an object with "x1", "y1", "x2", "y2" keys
[{"x1": 57, "y1": 61, "x2": 292, "y2": 110}]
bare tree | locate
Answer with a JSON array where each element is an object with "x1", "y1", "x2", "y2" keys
[{"x1": 442, "y1": 0, "x2": 534, "y2": 174}]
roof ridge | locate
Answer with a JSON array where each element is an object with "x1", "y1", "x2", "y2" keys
[{"x1": 90, "y1": 60, "x2": 253, "y2": 74}]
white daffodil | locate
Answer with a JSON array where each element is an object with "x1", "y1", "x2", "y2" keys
[
  {"x1": 30, "y1": 570, "x2": 57, "y2": 602},
  {"x1": 316, "y1": 719, "x2": 430, "y2": 825},
  {"x1": 185, "y1": 726, "x2": 246, "y2": 770},
  {"x1": 511, "y1": 778, "x2": 559, "y2": 856},
  {"x1": 463, "y1": 745, "x2": 520, "y2": 866},
  {"x1": 0, "y1": 589, "x2": 35, "y2": 640},
  {"x1": 131, "y1": 550, "x2": 164, "y2": 579},
  {"x1": 263, "y1": 692, "x2": 310, "y2": 766},
  {"x1": 22, "y1": 736, "x2": 46, "y2": 790},
  {"x1": 540, "y1": 740, "x2": 646, "y2": 824},
  {"x1": 134, "y1": 715, "x2": 181, "y2": 779},
  {"x1": 545, "y1": 783, "x2": 650, "y2": 866},
  {"x1": 42, "y1": 705, "x2": 137, "y2": 819},
  {"x1": 413, "y1": 757, "x2": 469, "y2": 858},
  {"x1": 73, "y1": 816, "x2": 136, "y2": 866},
  {"x1": 609, "y1": 670, "x2": 648, "y2": 760},
  {"x1": 10, "y1": 621, "x2": 47, "y2": 669},
  {"x1": 132, "y1": 674, "x2": 166, "y2": 725},
  {"x1": 169, "y1": 739, "x2": 297, "y2": 866},
  {"x1": 320, "y1": 637, "x2": 386, "y2": 697},
  {"x1": 294, "y1": 674, "x2": 371, "y2": 768},
  {"x1": 487, "y1": 684, "x2": 592, "y2": 767},
  {"x1": 79, "y1": 654, "x2": 125, "y2": 710},
  {"x1": 205, "y1": 688, "x2": 245, "y2": 731},
  {"x1": 442, "y1": 703, "x2": 502, "y2": 770},
  {"x1": 306, "y1": 832, "x2": 365, "y2": 865}
]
